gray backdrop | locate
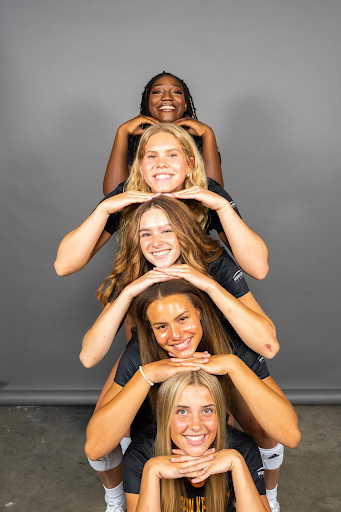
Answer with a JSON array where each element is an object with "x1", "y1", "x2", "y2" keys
[{"x1": 1, "y1": 0, "x2": 340, "y2": 405}]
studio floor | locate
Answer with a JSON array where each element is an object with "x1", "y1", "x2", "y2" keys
[{"x1": 1, "y1": 405, "x2": 340, "y2": 511}]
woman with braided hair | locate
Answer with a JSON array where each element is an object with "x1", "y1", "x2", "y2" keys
[{"x1": 103, "y1": 71, "x2": 224, "y2": 194}]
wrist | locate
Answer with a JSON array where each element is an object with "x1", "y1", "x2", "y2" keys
[{"x1": 201, "y1": 125, "x2": 214, "y2": 139}]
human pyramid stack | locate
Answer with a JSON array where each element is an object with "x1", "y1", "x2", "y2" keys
[{"x1": 55, "y1": 72, "x2": 301, "y2": 512}]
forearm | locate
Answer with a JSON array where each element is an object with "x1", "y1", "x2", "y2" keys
[
  {"x1": 103, "y1": 126, "x2": 130, "y2": 195},
  {"x1": 201, "y1": 129, "x2": 224, "y2": 187},
  {"x1": 85, "y1": 370, "x2": 150, "y2": 460},
  {"x1": 231, "y1": 454, "x2": 269, "y2": 512},
  {"x1": 54, "y1": 204, "x2": 110, "y2": 276},
  {"x1": 217, "y1": 204, "x2": 269, "y2": 280},
  {"x1": 136, "y1": 462, "x2": 161, "y2": 512},
  {"x1": 206, "y1": 284, "x2": 278, "y2": 358},
  {"x1": 80, "y1": 291, "x2": 133, "y2": 368},
  {"x1": 227, "y1": 356, "x2": 300, "y2": 448}
]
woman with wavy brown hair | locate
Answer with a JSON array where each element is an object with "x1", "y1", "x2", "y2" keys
[{"x1": 55, "y1": 123, "x2": 268, "y2": 280}]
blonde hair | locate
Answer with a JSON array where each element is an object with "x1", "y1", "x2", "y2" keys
[
  {"x1": 121, "y1": 123, "x2": 208, "y2": 232},
  {"x1": 96, "y1": 196, "x2": 222, "y2": 306},
  {"x1": 156, "y1": 371, "x2": 228, "y2": 512}
]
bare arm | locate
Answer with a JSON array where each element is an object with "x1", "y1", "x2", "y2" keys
[
  {"x1": 103, "y1": 116, "x2": 160, "y2": 195},
  {"x1": 183, "y1": 354, "x2": 300, "y2": 448},
  {"x1": 80, "y1": 271, "x2": 177, "y2": 368},
  {"x1": 168, "y1": 187, "x2": 269, "y2": 280},
  {"x1": 174, "y1": 117, "x2": 224, "y2": 186},
  {"x1": 158, "y1": 266, "x2": 279, "y2": 359},
  {"x1": 85, "y1": 359, "x2": 202, "y2": 461},
  {"x1": 54, "y1": 190, "x2": 156, "y2": 276}
]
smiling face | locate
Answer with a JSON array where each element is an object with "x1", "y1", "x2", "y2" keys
[
  {"x1": 146, "y1": 295, "x2": 203, "y2": 358},
  {"x1": 141, "y1": 132, "x2": 192, "y2": 193},
  {"x1": 148, "y1": 75, "x2": 187, "y2": 122},
  {"x1": 139, "y1": 208, "x2": 182, "y2": 269},
  {"x1": 170, "y1": 384, "x2": 217, "y2": 457}
]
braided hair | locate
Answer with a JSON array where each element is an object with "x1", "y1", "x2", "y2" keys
[{"x1": 140, "y1": 71, "x2": 198, "y2": 120}]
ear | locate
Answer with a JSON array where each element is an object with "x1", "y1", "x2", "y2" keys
[{"x1": 189, "y1": 156, "x2": 195, "y2": 167}]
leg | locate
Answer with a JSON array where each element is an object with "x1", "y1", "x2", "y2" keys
[
  {"x1": 233, "y1": 379, "x2": 285, "y2": 511},
  {"x1": 88, "y1": 351, "x2": 131, "y2": 511}
]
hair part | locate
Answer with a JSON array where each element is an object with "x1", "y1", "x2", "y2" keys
[
  {"x1": 129, "y1": 279, "x2": 234, "y2": 415},
  {"x1": 156, "y1": 371, "x2": 228, "y2": 512}
]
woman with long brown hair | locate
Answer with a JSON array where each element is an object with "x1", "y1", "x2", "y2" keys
[
  {"x1": 55, "y1": 123, "x2": 268, "y2": 280},
  {"x1": 85, "y1": 281, "x2": 300, "y2": 511},
  {"x1": 80, "y1": 197, "x2": 281, "y2": 512}
]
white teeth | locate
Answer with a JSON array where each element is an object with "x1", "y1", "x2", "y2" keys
[
  {"x1": 152, "y1": 250, "x2": 170, "y2": 256},
  {"x1": 173, "y1": 338, "x2": 190, "y2": 349},
  {"x1": 154, "y1": 174, "x2": 172, "y2": 179},
  {"x1": 159, "y1": 105, "x2": 175, "y2": 110},
  {"x1": 185, "y1": 435, "x2": 205, "y2": 441}
]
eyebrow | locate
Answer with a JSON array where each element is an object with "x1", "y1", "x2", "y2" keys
[
  {"x1": 151, "y1": 83, "x2": 183, "y2": 88},
  {"x1": 144, "y1": 148, "x2": 180, "y2": 154},
  {"x1": 176, "y1": 404, "x2": 215, "y2": 409},
  {"x1": 152, "y1": 310, "x2": 189, "y2": 326},
  {"x1": 139, "y1": 223, "x2": 172, "y2": 234}
]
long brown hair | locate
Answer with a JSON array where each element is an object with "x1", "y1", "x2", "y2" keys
[
  {"x1": 129, "y1": 279, "x2": 234, "y2": 415},
  {"x1": 96, "y1": 196, "x2": 223, "y2": 306},
  {"x1": 156, "y1": 371, "x2": 229, "y2": 512}
]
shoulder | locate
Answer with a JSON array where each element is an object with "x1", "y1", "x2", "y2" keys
[
  {"x1": 209, "y1": 250, "x2": 249, "y2": 298},
  {"x1": 227, "y1": 426, "x2": 265, "y2": 493},
  {"x1": 114, "y1": 333, "x2": 141, "y2": 387},
  {"x1": 104, "y1": 181, "x2": 126, "y2": 199}
]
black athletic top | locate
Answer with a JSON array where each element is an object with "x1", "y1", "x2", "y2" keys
[
  {"x1": 101, "y1": 178, "x2": 240, "y2": 236},
  {"x1": 123, "y1": 425, "x2": 265, "y2": 509},
  {"x1": 114, "y1": 248, "x2": 269, "y2": 438},
  {"x1": 115, "y1": 331, "x2": 269, "y2": 439}
]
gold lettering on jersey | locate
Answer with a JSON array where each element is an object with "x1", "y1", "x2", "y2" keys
[
  {"x1": 180, "y1": 491, "x2": 230, "y2": 511},
  {"x1": 181, "y1": 496, "x2": 205, "y2": 511}
]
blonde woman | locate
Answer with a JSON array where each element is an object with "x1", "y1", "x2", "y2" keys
[
  {"x1": 131, "y1": 370, "x2": 271, "y2": 512},
  {"x1": 55, "y1": 123, "x2": 268, "y2": 280}
]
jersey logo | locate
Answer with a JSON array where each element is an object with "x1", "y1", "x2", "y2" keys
[
  {"x1": 230, "y1": 200, "x2": 236, "y2": 209},
  {"x1": 233, "y1": 270, "x2": 243, "y2": 282},
  {"x1": 257, "y1": 467, "x2": 265, "y2": 478},
  {"x1": 257, "y1": 355, "x2": 265, "y2": 363}
]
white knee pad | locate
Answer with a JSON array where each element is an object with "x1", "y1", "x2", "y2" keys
[
  {"x1": 259, "y1": 443, "x2": 284, "y2": 470},
  {"x1": 87, "y1": 445, "x2": 123, "y2": 472}
]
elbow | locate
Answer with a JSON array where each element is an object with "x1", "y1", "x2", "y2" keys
[
  {"x1": 84, "y1": 439, "x2": 100, "y2": 462},
  {"x1": 54, "y1": 258, "x2": 69, "y2": 277},
  {"x1": 252, "y1": 262, "x2": 269, "y2": 281},
  {"x1": 263, "y1": 339, "x2": 280, "y2": 360},
  {"x1": 286, "y1": 428, "x2": 301, "y2": 449},
  {"x1": 79, "y1": 350, "x2": 97, "y2": 369}
]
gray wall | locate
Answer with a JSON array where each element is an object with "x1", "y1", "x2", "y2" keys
[{"x1": 1, "y1": 0, "x2": 340, "y2": 404}]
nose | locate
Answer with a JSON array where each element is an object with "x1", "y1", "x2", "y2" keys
[
  {"x1": 170, "y1": 324, "x2": 181, "y2": 340},
  {"x1": 189, "y1": 413, "x2": 202, "y2": 431},
  {"x1": 156, "y1": 155, "x2": 168, "y2": 168},
  {"x1": 151, "y1": 234, "x2": 163, "y2": 247},
  {"x1": 161, "y1": 89, "x2": 172, "y2": 101}
]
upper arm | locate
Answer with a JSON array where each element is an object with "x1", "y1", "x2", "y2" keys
[
  {"x1": 90, "y1": 229, "x2": 112, "y2": 259},
  {"x1": 126, "y1": 493, "x2": 139, "y2": 512}
]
